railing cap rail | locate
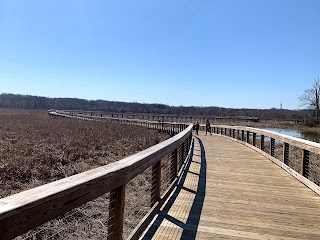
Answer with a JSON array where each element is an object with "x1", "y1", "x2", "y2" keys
[
  {"x1": 213, "y1": 125, "x2": 320, "y2": 153},
  {"x1": 48, "y1": 111, "x2": 188, "y2": 125}
]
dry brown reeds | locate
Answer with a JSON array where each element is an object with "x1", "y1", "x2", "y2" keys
[
  {"x1": 0, "y1": 110, "x2": 169, "y2": 198},
  {"x1": 0, "y1": 110, "x2": 173, "y2": 239}
]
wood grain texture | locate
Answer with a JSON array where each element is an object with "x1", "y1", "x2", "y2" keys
[
  {"x1": 142, "y1": 135, "x2": 320, "y2": 239},
  {"x1": 108, "y1": 185, "x2": 125, "y2": 240},
  {"x1": 220, "y1": 134, "x2": 320, "y2": 196}
]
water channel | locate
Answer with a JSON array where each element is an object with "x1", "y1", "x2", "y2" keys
[{"x1": 261, "y1": 128, "x2": 320, "y2": 143}]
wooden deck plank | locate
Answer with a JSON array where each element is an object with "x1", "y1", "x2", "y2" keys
[{"x1": 141, "y1": 134, "x2": 320, "y2": 239}]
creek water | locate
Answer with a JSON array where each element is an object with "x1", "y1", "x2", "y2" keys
[{"x1": 261, "y1": 128, "x2": 320, "y2": 143}]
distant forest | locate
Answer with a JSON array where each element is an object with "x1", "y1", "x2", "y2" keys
[{"x1": 0, "y1": 93, "x2": 310, "y2": 120}]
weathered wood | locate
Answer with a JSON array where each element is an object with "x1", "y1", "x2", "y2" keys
[
  {"x1": 108, "y1": 185, "x2": 125, "y2": 240},
  {"x1": 252, "y1": 133, "x2": 256, "y2": 147}
]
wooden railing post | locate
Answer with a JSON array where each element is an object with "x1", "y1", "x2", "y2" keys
[
  {"x1": 108, "y1": 185, "x2": 125, "y2": 240},
  {"x1": 182, "y1": 139, "x2": 187, "y2": 160},
  {"x1": 151, "y1": 161, "x2": 161, "y2": 206},
  {"x1": 260, "y1": 135, "x2": 265, "y2": 151},
  {"x1": 241, "y1": 130, "x2": 244, "y2": 141},
  {"x1": 252, "y1": 133, "x2": 256, "y2": 147},
  {"x1": 302, "y1": 149, "x2": 310, "y2": 178},
  {"x1": 246, "y1": 131, "x2": 250, "y2": 144},
  {"x1": 171, "y1": 149, "x2": 178, "y2": 183},
  {"x1": 271, "y1": 138, "x2": 275, "y2": 157},
  {"x1": 232, "y1": 129, "x2": 235, "y2": 138},
  {"x1": 283, "y1": 142, "x2": 289, "y2": 165}
]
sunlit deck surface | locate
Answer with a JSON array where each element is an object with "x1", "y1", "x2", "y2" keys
[{"x1": 141, "y1": 134, "x2": 320, "y2": 239}]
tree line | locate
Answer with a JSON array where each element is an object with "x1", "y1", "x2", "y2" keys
[{"x1": 0, "y1": 93, "x2": 310, "y2": 120}]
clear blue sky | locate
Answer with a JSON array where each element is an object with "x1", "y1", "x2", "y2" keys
[{"x1": 0, "y1": 0, "x2": 319, "y2": 109}]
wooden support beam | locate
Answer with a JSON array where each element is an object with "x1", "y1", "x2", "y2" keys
[{"x1": 108, "y1": 185, "x2": 125, "y2": 240}]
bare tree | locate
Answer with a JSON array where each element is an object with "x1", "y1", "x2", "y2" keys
[{"x1": 299, "y1": 77, "x2": 320, "y2": 118}]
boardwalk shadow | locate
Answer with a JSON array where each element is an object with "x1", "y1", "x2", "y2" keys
[{"x1": 142, "y1": 137, "x2": 207, "y2": 239}]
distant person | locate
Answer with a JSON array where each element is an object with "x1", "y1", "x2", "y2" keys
[
  {"x1": 206, "y1": 120, "x2": 212, "y2": 135},
  {"x1": 193, "y1": 123, "x2": 196, "y2": 132},
  {"x1": 195, "y1": 122, "x2": 200, "y2": 135}
]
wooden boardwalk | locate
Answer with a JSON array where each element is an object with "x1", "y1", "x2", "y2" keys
[{"x1": 141, "y1": 134, "x2": 320, "y2": 239}]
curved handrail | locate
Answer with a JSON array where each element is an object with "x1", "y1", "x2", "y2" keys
[
  {"x1": 213, "y1": 125, "x2": 320, "y2": 153},
  {"x1": 212, "y1": 125, "x2": 320, "y2": 195},
  {"x1": 0, "y1": 111, "x2": 193, "y2": 239},
  {"x1": 49, "y1": 110, "x2": 189, "y2": 134}
]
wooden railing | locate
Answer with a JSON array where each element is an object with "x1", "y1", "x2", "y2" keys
[
  {"x1": 49, "y1": 110, "x2": 188, "y2": 136},
  {"x1": 212, "y1": 125, "x2": 320, "y2": 195},
  {"x1": 51, "y1": 110, "x2": 264, "y2": 124},
  {"x1": 0, "y1": 111, "x2": 193, "y2": 239}
]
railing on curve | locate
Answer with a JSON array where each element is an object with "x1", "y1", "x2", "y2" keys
[
  {"x1": 212, "y1": 125, "x2": 320, "y2": 195},
  {"x1": 50, "y1": 110, "x2": 188, "y2": 136},
  {"x1": 0, "y1": 110, "x2": 193, "y2": 240}
]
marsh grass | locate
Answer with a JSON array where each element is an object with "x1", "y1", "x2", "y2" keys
[
  {"x1": 0, "y1": 110, "x2": 169, "y2": 198},
  {"x1": 0, "y1": 110, "x2": 171, "y2": 239}
]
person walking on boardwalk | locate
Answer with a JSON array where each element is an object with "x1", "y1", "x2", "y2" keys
[
  {"x1": 195, "y1": 122, "x2": 200, "y2": 135},
  {"x1": 206, "y1": 120, "x2": 212, "y2": 135}
]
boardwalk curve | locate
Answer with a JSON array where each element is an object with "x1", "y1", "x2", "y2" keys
[{"x1": 142, "y1": 134, "x2": 320, "y2": 239}]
